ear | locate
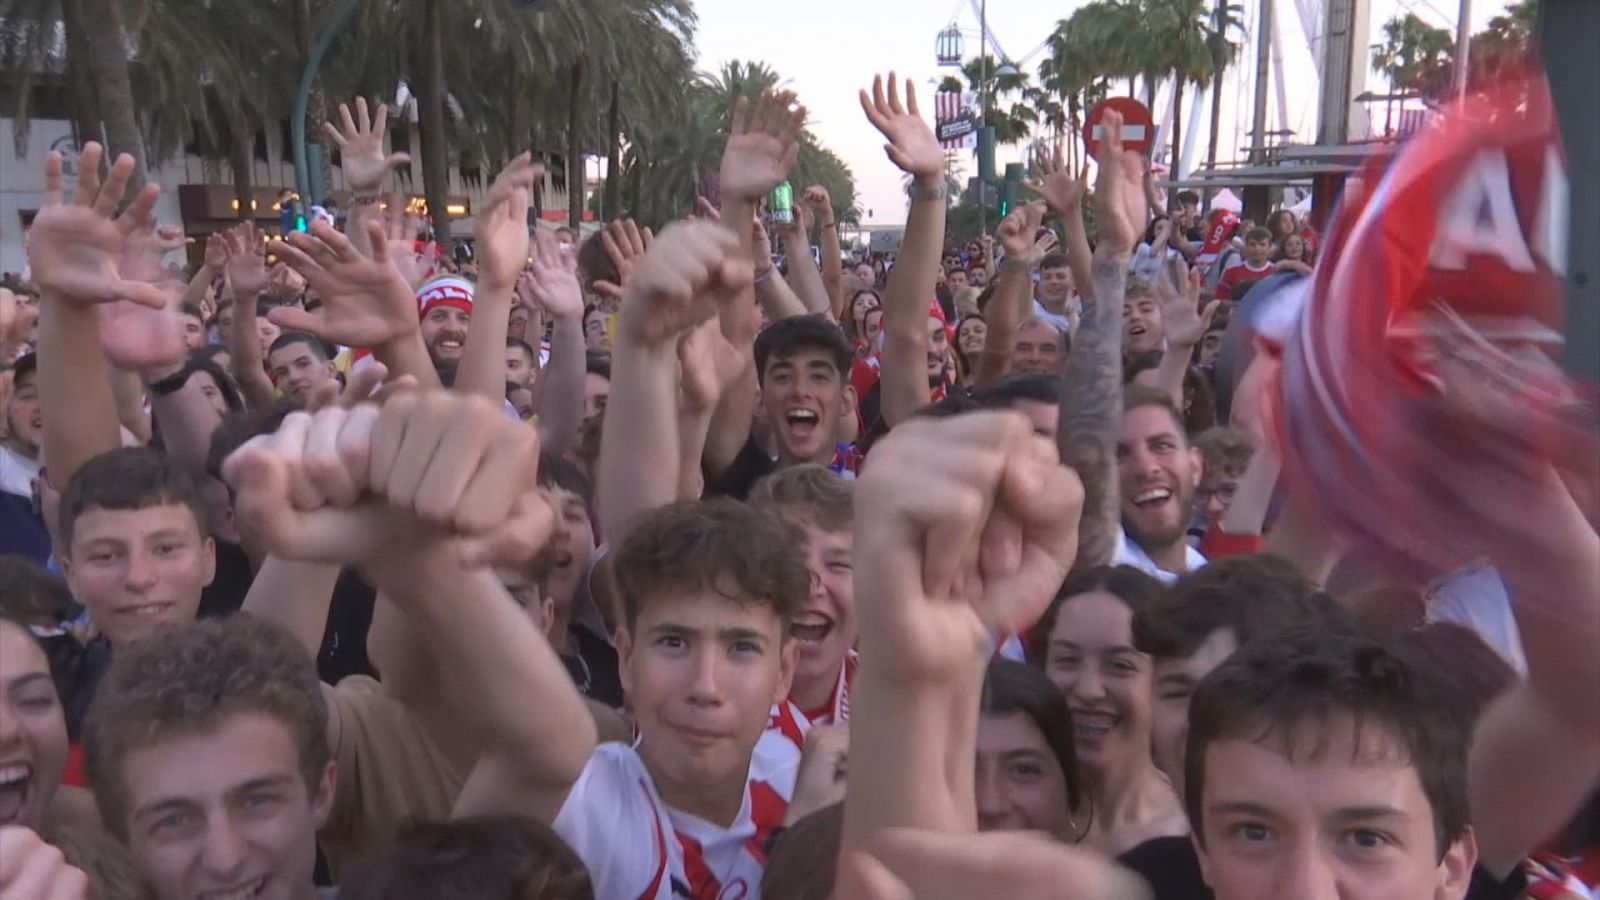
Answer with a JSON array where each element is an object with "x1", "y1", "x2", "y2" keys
[
  {"x1": 310, "y1": 760, "x2": 338, "y2": 829},
  {"x1": 1437, "y1": 827, "x2": 1478, "y2": 900},
  {"x1": 200, "y1": 536, "x2": 217, "y2": 588},
  {"x1": 840, "y1": 383, "x2": 858, "y2": 418},
  {"x1": 615, "y1": 625, "x2": 635, "y2": 699},
  {"x1": 773, "y1": 638, "x2": 798, "y2": 706},
  {"x1": 1188, "y1": 446, "x2": 1204, "y2": 490}
]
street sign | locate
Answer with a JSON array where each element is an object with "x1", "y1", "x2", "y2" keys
[
  {"x1": 1083, "y1": 97, "x2": 1154, "y2": 160},
  {"x1": 936, "y1": 91, "x2": 979, "y2": 150}
]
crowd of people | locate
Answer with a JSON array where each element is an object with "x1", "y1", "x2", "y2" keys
[{"x1": 0, "y1": 66, "x2": 1595, "y2": 900}]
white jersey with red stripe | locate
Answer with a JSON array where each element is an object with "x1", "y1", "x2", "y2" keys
[
  {"x1": 767, "y1": 651, "x2": 857, "y2": 750},
  {"x1": 553, "y1": 733, "x2": 800, "y2": 900}
]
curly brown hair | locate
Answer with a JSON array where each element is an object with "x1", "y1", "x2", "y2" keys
[
  {"x1": 611, "y1": 499, "x2": 809, "y2": 630},
  {"x1": 748, "y1": 465, "x2": 853, "y2": 535},
  {"x1": 83, "y1": 615, "x2": 330, "y2": 841}
]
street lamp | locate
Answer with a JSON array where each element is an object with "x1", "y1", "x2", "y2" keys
[{"x1": 976, "y1": 2, "x2": 1018, "y2": 236}]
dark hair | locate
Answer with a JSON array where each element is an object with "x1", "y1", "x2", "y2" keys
[
  {"x1": 1183, "y1": 366, "x2": 1217, "y2": 434},
  {"x1": 575, "y1": 231, "x2": 618, "y2": 295},
  {"x1": 583, "y1": 353, "x2": 610, "y2": 380},
  {"x1": 972, "y1": 372, "x2": 1059, "y2": 409},
  {"x1": 507, "y1": 337, "x2": 536, "y2": 360},
  {"x1": 1397, "y1": 622, "x2": 1517, "y2": 722},
  {"x1": 1267, "y1": 209, "x2": 1297, "y2": 237},
  {"x1": 1175, "y1": 190, "x2": 1200, "y2": 207},
  {"x1": 982, "y1": 659, "x2": 1082, "y2": 812},
  {"x1": 538, "y1": 453, "x2": 593, "y2": 510},
  {"x1": 953, "y1": 313, "x2": 986, "y2": 379},
  {"x1": 268, "y1": 330, "x2": 332, "y2": 362},
  {"x1": 0, "y1": 554, "x2": 75, "y2": 625},
  {"x1": 58, "y1": 448, "x2": 205, "y2": 554},
  {"x1": 749, "y1": 464, "x2": 853, "y2": 534},
  {"x1": 1122, "y1": 383, "x2": 1189, "y2": 443},
  {"x1": 1193, "y1": 427, "x2": 1254, "y2": 481},
  {"x1": 191, "y1": 343, "x2": 231, "y2": 367},
  {"x1": 1039, "y1": 252, "x2": 1070, "y2": 271},
  {"x1": 611, "y1": 499, "x2": 809, "y2": 630},
  {"x1": 753, "y1": 315, "x2": 853, "y2": 387},
  {"x1": 762, "y1": 803, "x2": 842, "y2": 900},
  {"x1": 973, "y1": 284, "x2": 997, "y2": 314},
  {"x1": 10, "y1": 350, "x2": 36, "y2": 389},
  {"x1": 1143, "y1": 215, "x2": 1170, "y2": 246},
  {"x1": 206, "y1": 400, "x2": 299, "y2": 481},
  {"x1": 83, "y1": 615, "x2": 330, "y2": 841},
  {"x1": 185, "y1": 353, "x2": 244, "y2": 413},
  {"x1": 1185, "y1": 627, "x2": 1470, "y2": 859},
  {"x1": 338, "y1": 813, "x2": 593, "y2": 900},
  {"x1": 1133, "y1": 554, "x2": 1347, "y2": 660},
  {"x1": 1244, "y1": 226, "x2": 1273, "y2": 244},
  {"x1": 179, "y1": 301, "x2": 204, "y2": 322},
  {"x1": 1030, "y1": 565, "x2": 1166, "y2": 662}
]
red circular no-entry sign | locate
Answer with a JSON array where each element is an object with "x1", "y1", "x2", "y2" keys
[{"x1": 1083, "y1": 97, "x2": 1155, "y2": 160}]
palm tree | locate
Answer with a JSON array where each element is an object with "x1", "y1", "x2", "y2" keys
[
  {"x1": 1139, "y1": 0, "x2": 1217, "y2": 174},
  {"x1": 1041, "y1": 9, "x2": 1115, "y2": 170},
  {"x1": 66, "y1": 0, "x2": 147, "y2": 186},
  {"x1": 1372, "y1": 13, "x2": 1454, "y2": 102},
  {"x1": 948, "y1": 54, "x2": 1035, "y2": 147},
  {"x1": 1203, "y1": 0, "x2": 1247, "y2": 188}
]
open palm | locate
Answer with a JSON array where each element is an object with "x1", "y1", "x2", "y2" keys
[
  {"x1": 860, "y1": 73, "x2": 943, "y2": 179},
  {"x1": 527, "y1": 231, "x2": 583, "y2": 321},
  {"x1": 322, "y1": 97, "x2": 411, "y2": 194},
  {"x1": 268, "y1": 220, "x2": 419, "y2": 349},
  {"x1": 100, "y1": 293, "x2": 186, "y2": 372},
  {"x1": 720, "y1": 89, "x2": 806, "y2": 201}
]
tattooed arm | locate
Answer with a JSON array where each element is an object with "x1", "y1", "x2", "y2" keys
[{"x1": 1058, "y1": 256, "x2": 1126, "y2": 572}]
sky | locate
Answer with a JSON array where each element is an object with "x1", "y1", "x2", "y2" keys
[{"x1": 691, "y1": 0, "x2": 1511, "y2": 226}]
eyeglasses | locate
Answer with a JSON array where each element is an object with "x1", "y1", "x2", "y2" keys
[{"x1": 1194, "y1": 484, "x2": 1238, "y2": 505}]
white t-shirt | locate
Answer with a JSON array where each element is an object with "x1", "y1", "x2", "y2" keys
[
  {"x1": 1425, "y1": 561, "x2": 1527, "y2": 675},
  {"x1": 0, "y1": 444, "x2": 41, "y2": 498},
  {"x1": 554, "y1": 734, "x2": 799, "y2": 899},
  {"x1": 1112, "y1": 529, "x2": 1206, "y2": 584}
]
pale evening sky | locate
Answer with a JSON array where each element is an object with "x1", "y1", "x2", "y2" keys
[{"x1": 690, "y1": 0, "x2": 1512, "y2": 226}]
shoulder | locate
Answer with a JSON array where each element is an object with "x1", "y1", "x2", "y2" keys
[{"x1": 1117, "y1": 836, "x2": 1210, "y2": 900}]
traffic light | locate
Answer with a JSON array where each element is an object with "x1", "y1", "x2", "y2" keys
[
  {"x1": 999, "y1": 163, "x2": 1024, "y2": 217},
  {"x1": 978, "y1": 127, "x2": 997, "y2": 184}
]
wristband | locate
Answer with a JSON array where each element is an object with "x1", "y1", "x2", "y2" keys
[
  {"x1": 754, "y1": 267, "x2": 776, "y2": 286},
  {"x1": 907, "y1": 183, "x2": 946, "y2": 203},
  {"x1": 350, "y1": 194, "x2": 382, "y2": 206},
  {"x1": 146, "y1": 364, "x2": 194, "y2": 397},
  {"x1": 821, "y1": 222, "x2": 837, "y2": 230},
  {"x1": 999, "y1": 257, "x2": 1034, "y2": 275}
]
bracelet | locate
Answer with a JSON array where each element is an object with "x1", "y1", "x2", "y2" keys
[
  {"x1": 821, "y1": 222, "x2": 837, "y2": 230},
  {"x1": 350, "y1": 194, "x2": 382, "y2": 206},
  {"x1": 754, "y1": 267, "x2": 776, "y2": 285},
  {"x1": 145, "y1": 364, "x2": 194, "y2": 397},
  {"x1": 999, "y1": 257, "x2": 1034, "y2": 275},
  {"x1": 907, "y1": 183, "x2": 946, "y2": 203}
]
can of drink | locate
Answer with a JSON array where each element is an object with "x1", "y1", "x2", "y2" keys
[{"x1": 770, "y1": 182, "x2": 795, "y2": 225}]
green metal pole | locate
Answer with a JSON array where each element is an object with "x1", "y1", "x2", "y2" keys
[{"x1": 293, "y1": 0, "x2": 366, "y2": 211}]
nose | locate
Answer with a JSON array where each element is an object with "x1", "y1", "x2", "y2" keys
[
  {"x1": 200, "y1": 815, "x2": 251, "y2": 882},
  {"x1": 0, "y1": 702, "x2": 20, "y2": 748},
  {"x1": 123, "y1": 548, "x2": 160, "y2": 593},
  {"x1": 1282, "y1": 839, "x2": 1343, "y2": 900},
  {"x1": 974, "y1": 763, "x2": 1009, "y2": 831},
  {"x1": 685, "y1": 646, "x2": 724, "y2": 708},
  {"x1": 1070, "y1": 666, "x2": 1106, "y2": 703}
]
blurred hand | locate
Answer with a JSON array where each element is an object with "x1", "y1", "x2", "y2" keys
[
  {"x1": 322, "y1": 97, "x2": 411, "y2": 194},
  {"x1": 473, "y1": 153, "x2": 542, "y2": 290},
  {"x1": 617, "y1": 220, "x2": 753, "y2": 348},
  {"x1": 590, "y1": 219, "x2": 653, "y2": 300},
  {"x1": 720, "y1": 88, "x2": 807, "y2": 202},
  {"x1": 266, "y1": 220, "x2": 419, "y2": 349}
]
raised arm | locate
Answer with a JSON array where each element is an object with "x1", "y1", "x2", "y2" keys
[
  {"x1": 1141, "y1": 262, "x2": 1218, "y2": 406},
  {"x1": 804, "y1": 186, "x2": 847, "y2": 318},
  {"x1": 778, "y1": 205, "x2": 833, "y2": 318},
  {"x1": 224, "y1": 388, "x2": 595, "y2": 824},
  {"x1": 181, "y1": 236, "x2": 224, "y2": 315},
  {"x1": 597, "y1": 221, "x2": 751, "y2": 546},
  {"x1": 753, "y1": 216, "x2": 810, "y2": 322},
  {"x1": 457, "y1": 155, "x2": 540, "y2": 401},
  {"x1": 221, "y1": 223, "x2": 278, "y2": 408},
  {"x1": 1058, "y1": 110, "x2": 1144, "y2": 572},
  {"x1": 320, "y1": 98, "x2": 411, "y2": 261},
  {"x1": 845, "y1": 412, "x2": 1082, "y2": 846},
  {"x1": 267, "y1": 220, "x2": 442, "y2": 389},
  {"x1": 1026, "y1": 148, "x2": 1095, "y2": 305},
  {"x1": 524, "y1": 231, "x2": 586, "y2": 457},
  {"x1": 28, "y1": 144, "x2": 180, "y2": 488},
  {"x1": 863, "y1": 73, "x2": 947, "y2": 428},
  {"x1": 975, "y1": 203, "x2": 1047, "y2": 387}
]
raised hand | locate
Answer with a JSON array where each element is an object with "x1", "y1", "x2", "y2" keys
[
  {"x1": 1024, "y1": 143, "x2": 1089, "y2": 216},
  {"x1": 380, "y1": 201, "x2": 433, "y2": 289},
  {"x1": 591, "y1": 219, "x2": 653, "y2": 300},
  {"x1": 0, "y1": 826, "x2": 90, "y2": 900},
  {"x1": 676, "y1": 317, "x2": 749, "y2": 416},
  {"x1": 1090, "y1": 109, "x2": 1146, "y2": 256},
  {"x1": 617, "y1": 220, "x2": 753, "y2": 348},
  {"x1": 859, "y1": 73, "x2": 943, "y2": 180},
  {"x1": 223, "y1": 389, "x2": 553, "y2": 577},
  {"x1": 203, "y1": 232, "x2": 229, "y2": 270},
  {"x1": 473, "y1": 153, "x2": 542, "y2": 290},
  {"x1": 25, "y1": 143, "x2": 167, "y2": 309},
  {"x1": 803, "y1": 184, "x2": 834, "y2": 223},
  {"x1": 221, "y1": 222, "x2": 269, "y2": 299},
  {"x1": 720, "y1": 88, "x2": 807, "y2": 202},
  {"x1": 322, "y1": 97, "x2": 411, "y2": 195},
  {"x1": 265, "y1": 260, "x2": 307, "y2": 300},
  {"x1": 266, "y1": 219, "x2": 418, "y2": 349},
  {"x1": 1158, "y1": 266, "x2": 1220, "y2": 350},
  {"x1": 854, "y1": 412, "x2": 1084, "y2": 682},
  {"x1": 526, "y1": 229, "x2": 583, "y2": 322},
  {"x1": 995, "y1": 202, "x2": 1047, "y2": 264}
]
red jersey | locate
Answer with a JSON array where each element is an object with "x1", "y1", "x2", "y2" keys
[{"x1": 1214, "y1": 261, "x2": 1274, "y2": 300}]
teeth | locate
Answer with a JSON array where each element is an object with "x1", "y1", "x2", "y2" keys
[
  {"x1": 202, "y1": 877, "x2": 265, "y2": 900},
  {"x1": 786, "y1": 409, "x2": 819, "y2": 424},
  {"x1": 0, "y1": 764, "x2": 29, "y2": 786},
  {"x1": 122, "y1": 604, "x2": 170, "y2": 617},
  {"x1": 1133, "y1": 489, "x2": 1171, "y2": 505}
]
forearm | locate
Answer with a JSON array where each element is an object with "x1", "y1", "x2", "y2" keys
[
  {"x1": 974, "y1": 267, "x2": 1030, "y2": 388},
  {"x1": 596, "y1": 341, "x2": 681, "y2": 546},
  {"x1": 455, "y1": 280, "x2": 515, "y2": 401},
  {"x1": 676, "y1": 407, "x2": 714, "y2": 500},
  {"x1": 398, "y1": 562, "x2": 597, "y2": 819},
  {"x1": 1062, "y1": 208, "x2": 1096, "y2": 304},
  {"x1": 819, "y1": 223, "x2": 845, "y2": 319},
  {"x1": 755, "y1": 269, "x2": 810, "y2": 322},
  {"x1": 110, "y1": 368, "x2": 151, "y2": 444},
  {"x1": 533, "y1": 317, "x2": 584, "y2": 458},
  {"x1": 343, "y1": 202, "x2": 380, "y2": 260},
  {"x1": 228, "y1": 293, "x2": 276, "y2": 408},
  {"x1": 38, "y1": 301, "x2": 120, "y2": 487},
  {"x1": 182, "y1": 264, "x2": 217, "y2": 310},
  {"x1": 844, "y1": 672, "x2": 971, "y2": 847},
  {"x1": 373, "y1": 332, "x2": 443, "y2": 390},
  {"x1": 781, "y1": 229, "x2": 832, "y2": 318},
  {"x1": 881, "y1": 185, "x2": 946, "y2": 426},
  {"x1": 703, "y1": 363, "x2": 756, "y2": 477},
  {"x1": 240, "y1": 556, "x2": 342, "y2": 658},
  {"x1": 1146, "y1": 342, "x2": 1191, "y2": 408},
  {"x1": 1057, "y1": 253, "x2": 1127, "y2": 572}
]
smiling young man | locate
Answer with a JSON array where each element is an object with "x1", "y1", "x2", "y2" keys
[
  {"x1": 705, "y1": 315, "x2": 859, "y2": 501},
  {"x1": 552, "y1": 499, "x2": 807, "y2": 899},
  {"x1": 750, "y1": 465, "x2": 857, "y2": 748},
  {"x1": 1114, "y1": 386, "x2": 1206, "y2": 582},
  {"x1": 266, "y1": 332, "x2": 338, "y2": 409},
  {"x1": 415, "y1": 276, "x2": 473, "y2": 379},
  {"x1": 1123, "y1": 279, "x2": 1165, "y2": 360}
]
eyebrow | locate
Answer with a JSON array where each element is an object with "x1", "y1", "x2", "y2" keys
[
  {"x1": 6, "y1": 672, "x2": 53, "y2": 692},
  {"x1": 1206, "y1": 801, "x2": 1280, "y2": 818},
  {"x1": 1047, "y1": 640, "x2": 1141, "y2": 655},
  {"x1": 649, "y1": 623, "x2": 769, "y2": 645},
  {"x1": 133, "y1": 775, "x2": 298, "y2": 823},
  {"x1": 1329, "y1": 805, "x2": 1410, "y2": 824}
]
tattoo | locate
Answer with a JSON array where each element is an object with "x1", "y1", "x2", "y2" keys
[{"x1": 1058, "y1": 254, "x2": 1127, "y2": 572}]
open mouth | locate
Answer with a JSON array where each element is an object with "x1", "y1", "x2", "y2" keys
[
  {"x1": 199, "y1": 876, "x2": 268, "y2": 899},
  {"x1": 0, "y1": 763, "x2": 32, "y2": 824},
  {"x1": 437, "y1": 339, "x2": 464, "y2": 354},
  {"x1": 790, "y1": 611, "x2": 835, "y2": 645},
  {"x1": 784, "y1": 408, "x2": 821, "y2": 439},
  {"x1": 117, "y1": 602, "x2": 174, "y2": 620},
  {"x1": 554, "y1": 549, "x2": 575, "y2": 568},
  {"x1": 1132, "y1": 487, "x2": 1173, "y2": 510},
  {"x1": 1071, "y1": 710, "x2": 1118, "y2": 744}
]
